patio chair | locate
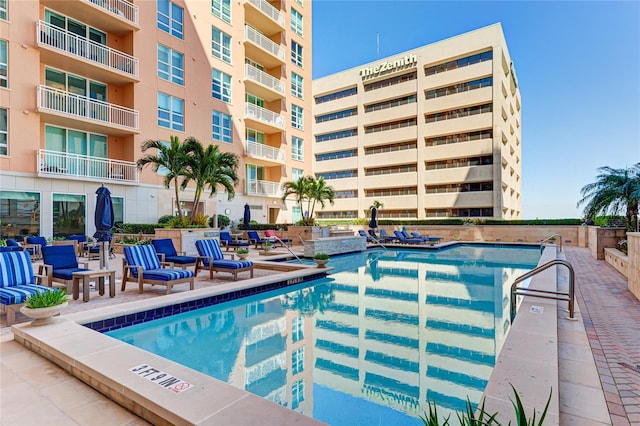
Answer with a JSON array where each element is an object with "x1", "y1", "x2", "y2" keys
[
  {"x1": 25, "y1": 236, "x2": 47, "y2": 260},
  {"x1": 368, "y1": 229, "x2": 392, "y2": 243},
  {"x1": 247, "y1": 230, "x2": 268, "y2": 249},
  {"x1": 410, "y1": 231, "x2": 443, "y2": 246},
  {"x1": 68, "y1": 234, "x2": 88, "y2": 257},
  {"x1": 0, "y1": 251, "x2": 53, "y2": 325},
  {"x1": 1, "y1": 239, "x2": 24, "y2": 252},
  {"x1": 379, "y1": 229, "x2": 398, "y2": 243},
  {"x1": 40, "y1": 245, "x2": 90, "y2": 293},
  {"x1": 219, "y1": 231, "x2": 250, "y2": 251},
  {"x1": 358, "y1": 229, "x2": 374, "y2": 242},
  {"x1": 394, "y1": 230, "x2": 423, "y2": 244},
  {"x1": 195, "y1": 239, "x2": 254, "y2": 281},
  {"x1": 122, "y1": 245, "x2": 194, "y2": 294},
  {"x1": 151, "y1": 238, "x2": 198, "y2": 270},
  {"x1": 265, "y1": 230, "x2": 292, "y2": 247}
]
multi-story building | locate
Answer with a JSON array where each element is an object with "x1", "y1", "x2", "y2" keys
[
  {"x1": 312, "y1": 23, "x2": 521, "y2": 221},
  {"x1": 0, "y1": 0, "x2": 313, "y2": 239}
]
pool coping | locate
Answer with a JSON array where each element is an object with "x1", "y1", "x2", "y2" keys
[{"x1": 10, "y1": 244, "x2": 603, "y2": 425}]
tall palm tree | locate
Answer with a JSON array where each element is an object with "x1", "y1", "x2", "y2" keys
[
  {"x1": 281, "y1": 176, "x2": 311, "y2": 224},
  {"x1": 307, "y1": 176, "x2": 335, "y2": 221},
  {"x1": 182, "y1": 137, "x2": 239, "y2": 222},
  {"x1": 577, "y1": 163, "x2": 640, "y2": 231},
  {"x1": 137, "y1": 135, "x2": 188, "y2": 221}
]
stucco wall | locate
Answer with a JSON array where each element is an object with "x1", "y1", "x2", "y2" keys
[
  {"x1": 604, "y1": 248, "x2": 628, "y2": 278},
  {"x1": 628, "y1": 233, "x2": 640, "y2": 301},
  {"x1": 588, "y1": 226, "x2": 627, "y2": 260}
]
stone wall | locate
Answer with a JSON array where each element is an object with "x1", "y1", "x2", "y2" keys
[
  {"x1": 587, "y1": 226, "x2": 627, "y2": 260},
  {"x1": 604, "y1": 248, "x2": 628, "y2": 278},
  {"x1": 303, "y1": 236, "x2": 366, "y2": 257}
]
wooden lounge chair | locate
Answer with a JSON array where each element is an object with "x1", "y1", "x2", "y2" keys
[
  {"x1": 195, "y1": 239, "x2": 254, "y2": 281},
  {"x1": 122, "y1": 245, "x2": 194, "y2": 294}
]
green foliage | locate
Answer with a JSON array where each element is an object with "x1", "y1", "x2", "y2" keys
[
  {"x1": 192, "y1": 213, "x2": 209, "y2": 227},
  {"x1": 236, "y1": 248, "x2": 249, "y2": 254},
  {"x1": 313, "y1": 252, "x2": 329, "y2": 260},
  {"x1": 420, "y1": 400, "x2": 450, "y2": 425},
  {"x1": 158, "y1": 215, "x2": 177, "y2": 224},
  {"x1": 113, "y1": 223, "x2": 159, "y2": 234},
  {"x1": 0, "y1": 239, "x2": 6, "y2": 247},
  {"x1": 483, "y1": 219, "x2": 582, "y2": 225},
  {"x1": 118, "y1": 237, "x2": 152, "y2": 245},
  {"x1": 166, "y1": 216, "x2": 200, "y2": 228},
  {"x1": 25, "y1": 289, "x2": 68, "y2": 308},
  {"x1": 216, "y1": 214, "x2": 230, "y2": 228},
  {"x1": 510, "y1": 384, "x2": 551, "y2": 426},
  {"x1": 281, "y1": 176, "x2": 335, "y2": 225}
]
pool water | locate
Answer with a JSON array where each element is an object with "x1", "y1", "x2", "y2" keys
[{"x1": 107, "y1": 245, "x2": 540, "y2": 425}]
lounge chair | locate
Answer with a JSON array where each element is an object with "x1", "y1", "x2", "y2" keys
[
  {"x1": 219, "y1": 231, "x2": 250, "y2": 251},
  {"x1": 195, "y1": 239, "x2": 254, "y2": 281},
  {"x1": 358, "y1": 229, "x2": 374, "y2": 242},
  {"x1": 25, "y1": 236, "x2": 47, "y2": 260},
  {"x1": 151, "y1": 239, "x2": 198, "y2": 269},
  {"x1": 379, "y1": 229, "x2": 398, "y2": 242},
  {"x1": 410, "y1": 231, "x2": 443, "y2": 246},
  {"x1": 265, "y1": 230, "x2": 292, "y2": 246},
  {"x1": 122, "y1": 245, "x2": 194, "y2": 294},
  {"x1": 368, "y1": 229, "x2": 393, "y2": 243},
  {"x1": 0, "y1": 239, "x2": 23, "y2": 252},
  {"x1": 0, "y1": 251, "x2": 53, "y2": 325},
  {"x1": 394, "y1": 230, "x2": 423, "y2": 244},
  {"x1": 247, "y1": 230, "x2": 268, "y2": 249},
  {"x1": 40, "y1": 245, "x2": 91, "y2": 292}
]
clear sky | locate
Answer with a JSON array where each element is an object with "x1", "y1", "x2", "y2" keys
[{"x1": 312, "y1": 0, "x2": 640, "y2": 219}]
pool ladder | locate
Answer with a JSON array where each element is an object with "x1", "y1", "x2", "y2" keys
[
  {"x1": 272, "y1": 236, "x2": 303, "y2": 263},
  {"x1": 510, "y1": 259, "x2": 575, "y2": 322},
  {"x1": 540, "y1": 233, "x2": 562, "y2": 254}
]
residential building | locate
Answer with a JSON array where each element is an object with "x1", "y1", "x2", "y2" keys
[
  {"x1": 0, "y1": 0, "x2": 313, "y2": 239},
  {"x1": 312, "y1": 24, "x2": 521, "y2": 220}
]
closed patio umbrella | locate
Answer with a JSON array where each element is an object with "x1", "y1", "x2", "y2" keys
[
  {"x1": 368, "y1": 207, "x2": 378, "y2": 229},
  {"x1": 243, "y1": 204, "x2": 251, "y2": 229},
  {"x1": 94, "y1": 186, "x2": 114, "y2": 269}
]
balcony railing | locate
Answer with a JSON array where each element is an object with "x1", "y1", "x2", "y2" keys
[
  {"x1": 244, "y1": 25, "x2": 285, "y2": 61},
  {"x1": 246, "y1": 0, "x2": 285, "y2": 27},
  {"x1": 245, "y1": 140, "x2": 286, "y2": 164},
  {"x1": 246, "y1": 179, "x2": 283, "y2": 197},
  {"x1": 244, "y1": 103, "x2": 285, "y2": 129},
  {"x1": 87, "y1": 0, "x2": 139, "y2": 26},
  {"x1": 38, "y1": 149, "x2": 139, "y2": 183},
  {"x1": 245, "y1": 64, "x2": 284, "y2": 95},
  {"x1": 37, "y1": 21, "x2": 139, "y2": 78},
  {"x1": 37, "y1": 85, "x2": 139, "y2": 131}
]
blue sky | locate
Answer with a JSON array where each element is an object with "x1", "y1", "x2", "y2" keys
[{"x1": 312, "y1": 1, "x2": 640, "y2": 219}]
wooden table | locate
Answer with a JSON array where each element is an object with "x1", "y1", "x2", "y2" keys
[{"x1": 71, "y1": 269, "x2": 116, "y2": 302}]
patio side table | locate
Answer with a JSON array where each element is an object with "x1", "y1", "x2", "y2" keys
[{"x1": 71, "y1": 269, "x2": 116, "y2": 302}]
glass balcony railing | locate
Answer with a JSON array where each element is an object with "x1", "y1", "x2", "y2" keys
[
  {"x1": 244, "y1": 64, "x2": 284, "y2": 95},
  {"x1": 37, "y1": 21, "x2": 139, "y2": 79},
  {"x1": 87, "y1": 0, "x2": 139, "y2": 26},
  {"x1": 246, "y1": 180, "x2": 283, "y2": 197},
  {"x1": 244, "y1": 25, "x2": 285, "y2": 61},
  {"x1": 37, "y1": 85, "x2": 139, "y2": 131},
  {"x1": 245, "y1": 0, "x2": 285, "y2": 27},
  {"x1": 37, "y1": 149, "x2": 139, "y2": 183},
  {"x1": 245, "y1": 140, "x2": 286, "y2": 164},
  {"x1": 244, "y1": 103, "x2": 285, "y2": 129}
]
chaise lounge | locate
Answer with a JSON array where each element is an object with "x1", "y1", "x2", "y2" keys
[
  {"x1": 151, "y1": 238, "x2": 198, "y2": 270},
  {"x1": 195, "y1": 239, "x2": 254, "y2": 281},
  {"x1": 122, "y1": 245, "x2": 194, "y2": 294}
]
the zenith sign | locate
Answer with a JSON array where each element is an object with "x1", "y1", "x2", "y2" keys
[{"x1": 359, "y1": 54, "x2": 417, "y2": 78}]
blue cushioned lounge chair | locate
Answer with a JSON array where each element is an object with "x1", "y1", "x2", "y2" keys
[
  {"x1": 151, "y1": 239, "x2": 198, "y2": 269},
  {"x1": 247, "y1": 231, "x2": 268, "y2": 249},
  {"x1": 122, "y1": 245, "x2": 194, "y2": 294},
  {"x1": 410, "y1": 231, "x2": 443, "y2": 246},
  {"x1": 394, "y1": 230, "x2": 423, "y2": 244},
  {"x1": 358, "y1": 229, "x2": 374, "y2": 242},
  {"x1": 368, "y1": 229, "x2": 393, "y2": 243},
  {"x1": 0, "y1": 239, "x2": 23, "y2": 252},
  {"x1": 379, "y1": 229, "x2": 398, "y2": 242},
  {"x1": 40, "y1": 245, "x2": 90, "y2": 292},
  {"x1": 195, "y1": 239, "x2": 254, "y2": 281},
  {"x1": 0, "y1": 251, "x2": 53, "y2": 325},
  {"x1": 25, "y1": 236, "x2": 47, "y2": 259},
  {"x1": 219, "y1": 231, "x2": 250, "y2": 251}
]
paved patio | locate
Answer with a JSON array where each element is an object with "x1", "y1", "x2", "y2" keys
[{"x1": 1, "y1": 246, "x2": 639, "y2": 425}]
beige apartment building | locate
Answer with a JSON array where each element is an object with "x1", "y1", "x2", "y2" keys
[
  {"x1": 312, "y1": 24, "x2": 522, "y2": 221},
  {"x1": 0, "y1": 0, "x2": 312, "y2": 239}
]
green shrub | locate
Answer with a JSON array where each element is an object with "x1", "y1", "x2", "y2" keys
[
  {"x1": 113, "y1": 223, "x2": 159, "y2": 234},
  {"x1": 216, "y1": 214, "x2": 230, "y2": 228},
  {"x1": 236, "y1": 248, "x2": 249, "y2": 254},
  {"x1": 313, "y1": 252, "x2": 329, "y2": 260},
  {"x1": 158, "y1": 215, "x2": 177, "y2": 224},
  {"x1": 25, "y1": 289, "x2": 68, "y2": 308}
]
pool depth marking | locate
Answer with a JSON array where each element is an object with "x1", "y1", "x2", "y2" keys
[{"x1": 130, "y1": 364, "x2": 193, "y2": 393}]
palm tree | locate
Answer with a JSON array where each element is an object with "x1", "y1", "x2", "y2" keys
[
  {"x1": 281, "y1": 176, "x2": 312, "y2": 224},
  {"x1": 307, "y1": 176, "x2": 335, "y2": 221},
  {"x1": 182, "y1": 137, "x2": 239, "y2": 222},
  {"x1": 577, "y1": 163, "x2": 640, "y2": 231},
  {"x1": 137, "y1": 135, "x2": 188, "y2": 221},
  {"x1": 370, "y1": 200, "x2": 384, "y2": 210}
]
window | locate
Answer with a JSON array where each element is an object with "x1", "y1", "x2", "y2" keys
[
  {"x1": 44, "y1": 125, "x2": 108, "y2": 177},
  {"x1": 157, "y1": 44, "x2": 184, "y2": 85},
  {"x1": 292, "y1": 206, "x2": 302, "y2": 224},
  {"x1": 158, "y1": 93, "x2": 184, "y2": 131},
  {"x1": 0, "y1": 191, "x2": 40, "y2": 238},
  {"x1": 292, "y1": 316, "x2": 304, "y2": 342},
  {"x1": 292, "y1": 136, "x2": 303, "y2": 161},
  {"x1": 157, "y1": 0, "x2": 183, "y2": 39},
  {"x1": 212, "y1": 69, "x2": 232, "y2": 103},
  {"x1": 211, "y1": 0, "x2": 231, "y2": 24},
  {"x1": 291, "y1": 72, "x2": 303, "y2": 98},
  {"x1": 111, "y1": 196, "x2": 124, "y2": 225},
  {"x1": 212, "y1": 110, "x2": 232, "y2": 143},
  {"x1": 316, "y1": 129, "x2": 357, "y2": 143},
  {"x1": 364, "y1": 71, "x2": 416, "y2": 92},
  {"x1": 291, "y1": 9, "x2": 303, "y2": 36},
  {"x1": 246, "y1": 128, "x2": 264, "y2": 144},
  {"x1": 291, "y1": 104, "x2": 303, "y2": 130},
  {"x1": 424, "y1": 50, "x2": 493, "y2": 76},
  {"x1": 316, "y1": 150, "x2": 356, "y2": 162},
  {"x1": 292, "y1": 347, "x2": 305, "y2": 375},
  {"x1": 52, "y1": 193, "x2": 86, "y2": 237},
  {"x1": 315, "y1": 87, "x2": 356, "y2": 104},
  {"x1": 0, "y1": 0, "x2": 6, "y2": 20},
  {"x1": 0, "y1": 39, "x2": 6, "y2": 88},
  {"x1": 316, "y1": 108, "x2": 357, "y2": 123},
  {"x1": 211, "y1": 26, "x2": 231, "y2": 64},
  {"x1": 245, "y1": 93, "x2": 264, "y2": 107},
  {"x1": 0, "y1": 108, "x2": 6, "y2": 155},
  {"x1": 291, "y1": 41, "x2": 303, "y2": 67},
  {"x1": 45, "y1": 10, "x2": 107, "y2": 46},
  {"x1": 365, "y1": 94, "x2": 416, "y2": 113},
  {"x1": 425, "y1": 77, "x2": 493, "y2": 99},
  {"x1": 317, "y1": 170, "x2": 357, "y2": 180},
  {"x1": 292, "y1": 168, "x2": 304, "y2": 181},
  {"x1": 292, "y1": 380, "x2": 304, "y2": 410}
]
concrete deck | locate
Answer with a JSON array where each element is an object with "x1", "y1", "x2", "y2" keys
[{"x1": 1, "y1": 246, "x2": 638, "y2": 425}]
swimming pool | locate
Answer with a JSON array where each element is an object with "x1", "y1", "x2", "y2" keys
[{"x1": 106, "y1": 244, "x2": 540, "y2": 425}]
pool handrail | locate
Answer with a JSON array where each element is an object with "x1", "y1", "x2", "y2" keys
[
  {"x1": 510, "y1": 258, "x2": 575, "y2": 322},
  {"x1": 540, "y1": 233, "x2": 562, "y2": 254},
  {"x1": 271, "y1": 235, "x2": 303, "y2": 263}
]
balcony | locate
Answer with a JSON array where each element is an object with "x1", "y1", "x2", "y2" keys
[
  {"x1": 244, "y1": 0, "x2": 285, "y2": 36},
  {"x1": 244, "y1": 25, "x2": 285, "y2": 68},
  {"x1": 244, "y1": 103, "x2": 285, "y2": 132},
  {"x1": 37, "y1": 85, "x2": 139, "y2": 135},
  {"x1": 37, "y1": 149, "x2": 139, "y2": 184},
  {"x1": 40, "y1": 0, "x2": 139, "y2": 34},
  {"x1": 37, "y1": 21, "x2": 139, "y2": 84},
  {"x1": 246, "y1": 180, "x2": 283, "y2": 197},
  {"x1": 245, "y1": 140, "x2": 286, "y2": 165},
  {"x1": 244, "y1": 64, "x2": 284, "y2": 101}
]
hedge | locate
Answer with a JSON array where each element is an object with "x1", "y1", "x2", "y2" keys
[{"x1": 112, "y1": 223, "x2": 161, "y2": 234}]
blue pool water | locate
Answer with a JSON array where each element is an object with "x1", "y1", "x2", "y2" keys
[{"x1": 107, "y1": 244, "x2": 540, "y2": 425}]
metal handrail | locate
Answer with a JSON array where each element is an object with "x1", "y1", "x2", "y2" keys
[
  {"x1": 510, "y1": 259, "x2": 575, "y2": 322},
  {"x1": 540, "y1": 233, "x2": 562, "y2": 253},
  {"x1": 270, "y1": 236, "x2": 302, "y2": 263}
]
